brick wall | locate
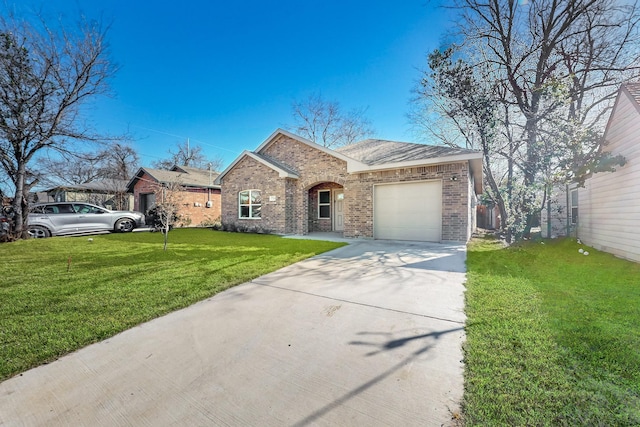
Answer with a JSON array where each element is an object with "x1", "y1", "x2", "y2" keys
[
  {"x1": 220, "y1": 156, "x2": 288, "y2": 233},
  {"x1": 132, "y1": 172, "x2": 221, "y2": 227},
  {"x1": 172, "y1": 188, "x2": 222, "y2": 227},
  {"x1": 344, "y1": 162, "x2": 472, "y2": 241}
]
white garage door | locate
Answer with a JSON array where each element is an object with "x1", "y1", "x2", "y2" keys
[{"x1": 374, "y1": 181, "x2": 442, "y2": 241}]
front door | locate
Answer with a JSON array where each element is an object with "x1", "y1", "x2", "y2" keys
[{"x1": 333, "y1": 191, "x2": 344, "y2": 232}]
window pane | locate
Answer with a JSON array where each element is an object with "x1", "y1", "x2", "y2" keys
[
  {"x1": 239, "y1": 191, "x2": 249, "y2": 205},
  {"x1": 240, "y1": 206, "x2": 250, "y2": 218},
  {"x1": 319, "y1": 205, "x2": 331, "y2": 218},
  {"x1": 319, "y1": 191, "x2": 330, "y2": 204},
  {"x1": 571, "y1": 207, "x2": 578, "y2": 224},
  {"x1": 571, "y1": 190, "x2": 578, "y2": 206},
  {"x1": 251, "y1": 205, "x2": 261, "y2": 218},
  {"x1": 251, "y1": 191, "x2": 262, "y2": 204}
]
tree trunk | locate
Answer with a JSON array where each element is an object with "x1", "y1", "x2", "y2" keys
[
  {"x1": 483, "y1": 153, "x2": 509, "y2": 241},
  {"x1": 13, "y1": 161, "x2": 27, "y2": 238}
]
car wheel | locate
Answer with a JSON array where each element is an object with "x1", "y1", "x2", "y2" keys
[
  {"x1": 28, "y1": 225, "x2": 51, "y2": 238},
  {"x1": 115, "y1": 218, "x2": 135, "y2": 233}
]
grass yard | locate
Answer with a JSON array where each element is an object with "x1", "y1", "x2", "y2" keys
[
  {"x1": 0, "y1": 228, "x2": 345, "y2": 382},
  {"x1": 464, "y1": 236, "x2": 640, "y2": 426}
]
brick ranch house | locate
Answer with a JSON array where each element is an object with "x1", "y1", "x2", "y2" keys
[
  {"x1": 126, "y1": 165, "x2": 221, "y2": 227},
  {"x1": 215, "y1": 129, "x2": 483, "y2": 242}
]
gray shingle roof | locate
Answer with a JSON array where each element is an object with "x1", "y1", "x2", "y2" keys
[
  {"x1": 171, "y1": 166, "x2": 219, "y2": 187},
  {"x1": 127, "y1": 166, "x2": 220, "y2": 191},
  {"x1": 45, "y1": 179, "x2": 129, "y2": 193},
  {"x1": 336, "y1": 139, "x2": 479, "y2": 166}
]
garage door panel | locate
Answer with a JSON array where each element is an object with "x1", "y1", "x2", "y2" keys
[{"x1": 374, "y1": 181, "x2": 442, "y2": 241}]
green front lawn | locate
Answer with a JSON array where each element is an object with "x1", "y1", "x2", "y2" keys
[
  {"x1": 0, "y1": 229, "x2": 345, "y2": 381},
  {"x1": 464, "y1": 237, "x2": 640, "y2": 426}
]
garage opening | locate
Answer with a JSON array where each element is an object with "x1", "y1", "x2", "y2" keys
[{"x1": 374, "y1": 181, "x2": 442, "y2": 241}]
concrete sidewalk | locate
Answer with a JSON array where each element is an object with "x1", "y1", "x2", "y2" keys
[{"x1": 0, "y1": 240, "x2": 467, "y2": 426}]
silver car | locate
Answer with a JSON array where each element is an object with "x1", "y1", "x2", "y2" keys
[{"x1": 27, "y1": 202, "x2": 145, "y2": 238}]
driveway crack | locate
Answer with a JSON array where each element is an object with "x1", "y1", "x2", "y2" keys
[{"x1": 250, "y1": 281, "x2": 465, "y2": 325}]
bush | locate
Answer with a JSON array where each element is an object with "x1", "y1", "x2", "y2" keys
[
  {"x1": 218, "y1": 222, "x2": 272, "y2": 235},
  {"x1": 200, "y1": 217, "x2": 222, "y2": 229}
]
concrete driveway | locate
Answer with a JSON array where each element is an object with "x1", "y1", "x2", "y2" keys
[{"x1": 0, "y1": 240, "x2": 467, "y2": 427}]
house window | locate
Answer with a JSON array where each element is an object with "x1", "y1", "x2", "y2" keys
[
  {"x1": 239, "y1": 190, "x2": 261, "y2": 218},
  {"x1": 570, "y1": 189, "x2": 578, "y2": 224},
  {"x1": 318, "y1": 190, "x2": 331, "y2": 219}
]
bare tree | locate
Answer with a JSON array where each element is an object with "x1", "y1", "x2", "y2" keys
[
  {"x1": 289, "y1": 93, "x2": 374, "y2": 148},
  {"x1": 0, "y1": 12, "x2": 115, "y2": 238},
  {"x1": 147, "y1": 180, "x2": 184, "y2": 250},
  {"x1": 37, "y1": 152, "x2": 107, "y2": 186},
  {"x1": 38, "y1": 142, "x2": 138, "y2": 186},
  {"x1": 153, "y1": 139, "x2": 224, "y2": 171},
  {"x1": 414, "y1": 0, "x2": 640, "y2": 241},
  {"x1": 99, "y1": 142, "x2": 139, "y2": 180}
]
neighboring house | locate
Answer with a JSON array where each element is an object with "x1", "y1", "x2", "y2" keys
[
  {"x1": 215, "y1": 129, "x2": 483, "y2": 242},
  {"x1": 126, "y1": 165, "x2": 221, "y2": 227},
  {"x1": 542, "y1": 83, "x2": 640, "y2": 262},
  {"x1": 477, "y1": 202, "x2": 500, "y2": 230},
  {"x1": 45, "y1": 179, "x2": 133, "y2": 210}
]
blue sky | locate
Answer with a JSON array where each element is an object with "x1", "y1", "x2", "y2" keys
[{"x1": 14, "y1": 1, "x2": 452, "y2": 169}]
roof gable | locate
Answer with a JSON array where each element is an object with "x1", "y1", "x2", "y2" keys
[
  {"x1": 255, "y1": 129, "x2": 367, "y2": 169},
  {"x1": 622, "y1": 82, "x2": 640, "y2": 108},
  {"x1": 126, "y1": 166, "x2": 220, "y2": 192},
  {"x1": 214, "y1": 151, "x2": 299, "y2": 185},
  {"x1": 603, "y1": 82, "x2": 640, "y2": 139}
]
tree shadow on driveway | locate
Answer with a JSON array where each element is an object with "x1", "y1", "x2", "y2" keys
[{"x1": 291, "y1": 326, "x2": 465, "y2": 427}]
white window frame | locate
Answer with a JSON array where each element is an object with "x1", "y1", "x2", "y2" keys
[
  {"x1": 239, "y1": 189, "x2": 262, "y2": 219},
  {"x1": 318, "y1": 190, "x2": 331, "y2": 219},
  {"x1": 570, "y1": 189, "x2": 578, "y2": 225}
]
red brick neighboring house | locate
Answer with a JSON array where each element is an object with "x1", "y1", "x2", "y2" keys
[
  {"x1": 215, "y1": 129, "x2": 483, "y2": 242},
  {"x1": 127, "y1": 165, "x2": 221, "y2": 227}
]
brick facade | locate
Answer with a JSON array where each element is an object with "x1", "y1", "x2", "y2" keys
[
  {"x1": 132, "y1": 172, "x2": 221, "y2": 227},
  {"x1": 345, "y1": 163, "x2": 472, "y2": 241},
  {"x1": 219, "y1": 133, "x2": 477, "y2": 242}
]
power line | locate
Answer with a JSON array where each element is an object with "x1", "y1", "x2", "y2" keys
[{"x1": 133, "y1": 125, "x2": 238, "y2": 154}]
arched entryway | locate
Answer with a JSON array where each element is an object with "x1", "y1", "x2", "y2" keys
[{"x1": 307, "y1": 182, "x2": 344, "y2": 233}]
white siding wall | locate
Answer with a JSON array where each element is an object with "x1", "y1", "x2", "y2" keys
[{"x1": 578, "y1": 91, "x2": 640, "y2": 262}]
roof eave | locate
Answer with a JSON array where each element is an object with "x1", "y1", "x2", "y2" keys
[
  {"x1": 125, "y1": 167, "x2": 146, "y2": 193},
  {"x1": 347, "y1": 152, "x2": 483, "y2": 173},
  {"x1": 470, "y1": 158, "x2": 483, "y2": 194}
]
